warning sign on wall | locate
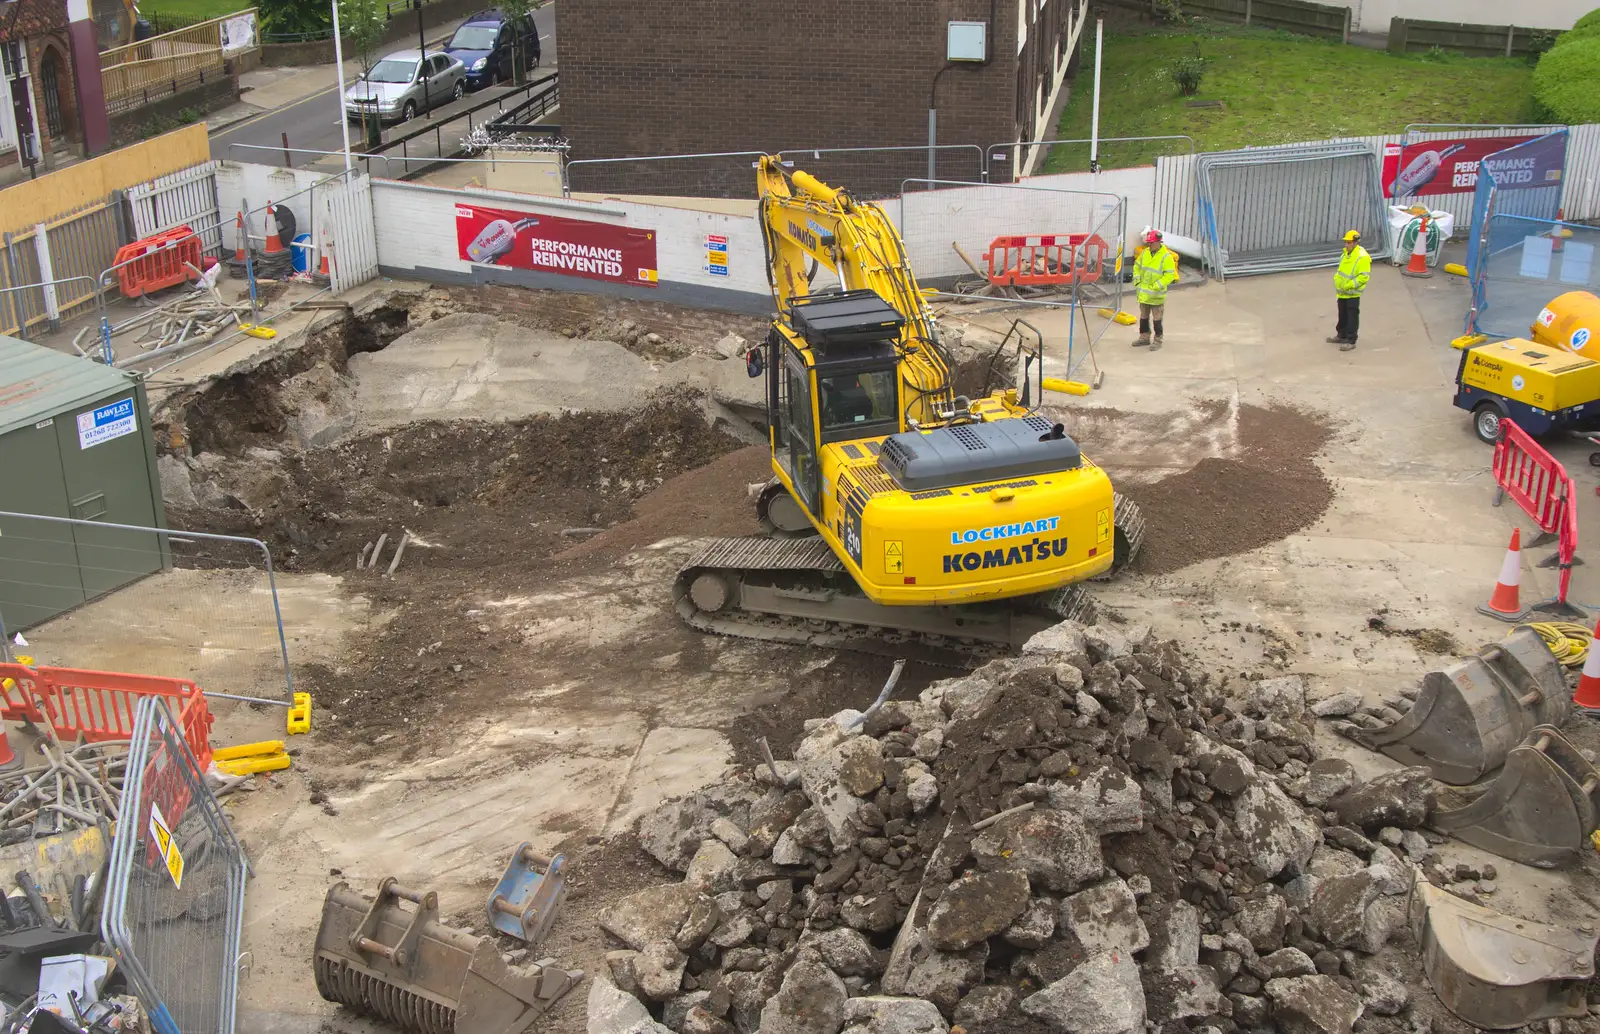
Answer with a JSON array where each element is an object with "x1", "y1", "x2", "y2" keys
[{"x1": 705, "y1": 233, "x2": 728, "y2": 277}]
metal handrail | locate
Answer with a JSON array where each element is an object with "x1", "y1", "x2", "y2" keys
[{"x1": 987, "y1": 135, "x2": 1196, "y2": 179}]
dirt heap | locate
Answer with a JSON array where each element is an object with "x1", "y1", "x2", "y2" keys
[
  {"x1": 168, "y1": 390, "x2": 748, "y2": 575},
  {"x1": 591, "y1": 620, "x2": 1500, "y2": 1034},
  {"x1": 1119, "y1": 404, "x2": 1335, "y2": 576}
]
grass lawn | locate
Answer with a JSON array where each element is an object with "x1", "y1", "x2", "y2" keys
[
  {"x1": 136, "y1": 0, "x2": 252, "y2": 24},
  {"x1": 1042, "y1": 21, "x2": 1536, "y2": 173}
]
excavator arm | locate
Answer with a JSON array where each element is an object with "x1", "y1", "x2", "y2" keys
[{"x1": 755, "y1": 155, "x2": 956, "y2": 428}]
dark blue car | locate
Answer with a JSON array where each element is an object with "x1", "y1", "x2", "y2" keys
[{"x1": 443, "y1": 10, "x2": 540, "y2": 89}]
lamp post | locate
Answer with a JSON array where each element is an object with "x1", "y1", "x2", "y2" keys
[{"x1": 331, "y1": 0, "x2": 354, "y2": 171}]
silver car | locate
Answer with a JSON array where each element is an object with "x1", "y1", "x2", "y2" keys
[{"x1": 344, "y1": 49, "x2": 466, "y2": 124}]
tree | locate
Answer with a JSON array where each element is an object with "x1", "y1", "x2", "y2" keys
[
  {"x1": 1532, "y1": 36, "x2": 1600, "y2": 124},
  {"x1": 498, "y1": 0, "x2": 540, "y2": 84},
  {"x1": 258, "y1": 0, "x2": 331, "y2": 38},
  {"x1": 337, "y1": 0, "x2": 388, "y2": 147}
]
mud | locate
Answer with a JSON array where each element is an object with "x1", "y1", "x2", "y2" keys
[
  {"x1": 1112, "y1": 403, "x2": 1336, "y2": 575},
  {"x1": 1368, "y1": 615, "x2": 1461, "y2": 655}
]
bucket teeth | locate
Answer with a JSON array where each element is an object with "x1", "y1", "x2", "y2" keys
[{"x1": 1341, "y1": 627, "x2": 1569, "y2": 784}]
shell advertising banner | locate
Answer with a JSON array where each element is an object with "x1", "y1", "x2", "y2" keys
[{"x1": 455, "y1": 203, "x2": 658, "y2": 287}]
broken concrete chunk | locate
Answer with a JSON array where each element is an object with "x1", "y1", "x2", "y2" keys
[
  {"x1": 709, "y1": 913, "x2": 754, "y2": 949},
  {"x1": 899, "y1": 943, "x2": 987, "y2": 1016},
  {"x1": 926, "y1": 869, "x2": 1031, "y2": 951},
  {"x1": 1248, "y1": 675, "x2": 1308, "y2": 722},
  {"x1": 667, "y1": 991, "x2": 711, "y2": 1031},
  {"x1": 714, "y1": 332, "x2": 748, "y2": 359},
  {"x1": 1291, "y1": 758, "x2": 1358, "y2": 808},
  {"x1": 639, "y1": 797, "x2": 723, "y2": 872},
  {"x1": 839, "y1": 996, "x2": 949, "y2": 1034},
  {"x1": 1355, "y1": 969, "x2": 1409, "y2": 1015},
  {"x1": 1331, "y1": 766, "x2": 1436, "y2": 832},
  {"x1": 1307, "y1": 844, "x2": 1365, "y2": 880},
  {"x1": 1152, "y1": 900, "x2": 1203, "y2": 970},
  {"x1": 1021, "y1": 950, "x2": 1147, "y2": 1034},
  {"x1": 841, "y1": 891, "x2": 902, "y2": 933},
  {"x1": 1234, "y1": 894, "x2": 1289, "y2": 954},
  {"x1": 1265, "y1": 975, "x2": 1364, "y2": 1034},
  {"x1": 686, "y1": 839, "x2": 741, "y2": 893},
  {"x1": 810, "y1": 926, "x2": 884, "y2": 977},
  {"x1": 746, "y1": 790, "x2": 812, "y2": 858},
  {"x1": 1061, "y1": 877, "x2": 1150, "y2": 953},
  {"x1": 1310, "y1": 692, "x2": 1363, "y2": 717},
  {"x1": 599, "y1": 883, "x2": 700, "y2": 951},
  {"x1": 1004, "y1": 897, "x2": 1057, "y2": 949},
  {"x1": 758, "y1": 953, "x2": 848, "y2": 1034},
  {"x1": 1083, "y1": 624, "x2": 1133, "y2": 664},
  {"x1": 907, "y1": 773, "x2": 939, "y2": 814},
  {"x1": 636, "y1": 941, "x2": 689, "y2": 1000},
  {"x1": 1232, "y1": 779, "x2": 1321, "y2": 879},
  {"x1": 1260, "y1": 947, "x2": 1318, "y2": 979},
  {"x1": 711, "y1": 817, "x2": 751, "y2": 855},
  {"x1": 587, "y1": 974, "x2": 673, "y2": 1034},
  {"x1": 954, "y1": 985, "x2": 1015, "y2": 1027},
  {"x1": 1044, "y1": 764, "x2": 1143, "y2": 834},
  {"x1": 1144, "y1": 962, "x2": 1224, "y2": 1023},
  {"x1": 1308, "y1": 871, "x2": 1388, "y2": 953},
  {"x1": 1366, "y1": 844, "x2": 1409, "y2": 896},
  {"x1": 675, "y1": 896, "x2": 722, "y2": 952},
  {"x1": 1023, "y1": 622, "x2": 1088, "y2": 657},
  {"x1": 972, "y1": 808, "x2": 1103, "y2": 893}
]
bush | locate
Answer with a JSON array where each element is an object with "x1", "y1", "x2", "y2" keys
[
  {"x1": 1168, "y1": 54, "x2": 1205, "y2": 95},
  {"x1": 1576, "y1": 7, "x2": 1600, "y2": 32},
  {"x1": 1154, "y1": 0, "x2": 1184, "y2": 24},
  {"x1": 1558, "y1": 8, "x2": 1600, "y2": 46},
  {"x1": 1532, "y1": 36, "x2": 1600, "y2": 123}
]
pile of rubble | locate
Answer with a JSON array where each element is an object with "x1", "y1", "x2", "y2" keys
[{"x1": 592, "y1": 620, "x2": 1464, "y2": 1034}]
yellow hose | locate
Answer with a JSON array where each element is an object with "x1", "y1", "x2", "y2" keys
[{"x1": 1516, "y1": 622, "x2": 1593, "y2": 667}]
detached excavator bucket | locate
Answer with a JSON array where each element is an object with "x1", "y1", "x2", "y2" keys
[
  {"x1": 1347, "y1": 628, "x2": 1568, "y2": 784},
  {"x1": 1408, "y1": 871, "x2": 1598, "y2": 1029},
  {"x1": 1432, "y1": 725, "x2": 1600, "y2": 868},
  {"x1": 314, "y1": 877, "x2": 583, "y2": 1034}
]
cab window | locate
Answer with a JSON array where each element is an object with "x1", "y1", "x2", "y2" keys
[{"x1": 819, "y1": 368, "x2": 896, "y2": 434}]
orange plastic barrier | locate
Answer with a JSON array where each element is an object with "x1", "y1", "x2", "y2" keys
[
  {"x1": 1492, "y1": 418, "x2": 1580, "y2": 613},
  {"x1": 982, "y1": 233, "x2": 1108, "y2": 288},
  {"x1": 0, "y1": 663, "x2": 213, "y2": 770},
  {"x1": 113, "y1": 225, "x2": 203, "y2": 299}
]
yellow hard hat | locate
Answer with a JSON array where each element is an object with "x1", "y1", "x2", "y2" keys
[{"x1": 1343, "y1": 230, "x2": 1361, "y2": 242}]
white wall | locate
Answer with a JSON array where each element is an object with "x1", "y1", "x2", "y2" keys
[
  {"x1": 1325, "y1": 0, "x2": 1589, "y2": 34},
  {"x1": 369, "y1": 179, "x2": 771, "y2": 310},
  {"x1": 215, "y1": 163, "x2": 337, "y2": 258}
]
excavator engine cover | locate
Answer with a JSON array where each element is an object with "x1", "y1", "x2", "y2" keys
[
  {"x1": 315, "y1": 877, "x2": 583, "y2": 1034},
  {"x1": 1409, "y1": 872, "x2": 1597, "y2": 1029},
  {"x1": 1432, "y1": 724, "x2": 1600, "y2": 868},
  {"x1": 1348, "y1": 628, "x2": 1567, "y2": 784}
]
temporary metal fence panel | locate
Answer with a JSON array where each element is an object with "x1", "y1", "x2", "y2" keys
[
  {"x1": 0, "y1": 195, "x2": 123, "y2": 338},
  {"x1": 565, "y1": 151, "x2": 768, "y2": 200},
  {"x1": 0, "y1": 512, "x2": 295, "y2": 704},
  {"x1": 1193, "y1": 143, "x2": 1390, "y2": 279},
  {"x1": 774, "y1": 146, "x2": 984, "y2": 200},
  {"x1": 128, "y1": 161, "x2": 224, "y2": 257},
  {"x1": 1565, "y1": 124, "x2": 1600, "y2": 223},
  {"x1": 318, "y1": 171, "x2": 379, "y2": 293},
  {"x1": 103, "y1": 694, "x2": 248, "y2": 1034},
  {"x1": 1468, "y1": 215, "x2": 1598, "y2": 340},
  {"x1": 896, "y1": 179, "x2": 1125, "y2": 286}
]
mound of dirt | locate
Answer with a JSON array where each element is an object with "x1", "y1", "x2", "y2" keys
[
  {"x1": 552, "y1": 445, "x2": 773, "y2": 569},
  {"x1": 1122, "y1": 403, "x2": 1335, "y2": 575}
]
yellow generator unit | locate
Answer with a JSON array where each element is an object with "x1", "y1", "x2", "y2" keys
[
  {"x1": 1453, "y1": 337, "x2": 1600, "y2": 442},
  {"x1": 1532, "y1": 291, "x2": 1600, "y2": 359}
]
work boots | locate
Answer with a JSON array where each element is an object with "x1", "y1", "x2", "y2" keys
[
  {"x1": 1151, "y1": 337, "x2": 1163, "y2": 352},
  {"x1": 1133, "y1": 334, "x2": 1151, "y2": 347}
]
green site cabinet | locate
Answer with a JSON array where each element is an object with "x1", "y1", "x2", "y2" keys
[{"x1": 0, "y1": 334, "x2": 168, "y2": 634}]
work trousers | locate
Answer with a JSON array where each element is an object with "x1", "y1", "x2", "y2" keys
[{"x1": 1335, "y1": 296, "x2": 1361, "y2": 343}]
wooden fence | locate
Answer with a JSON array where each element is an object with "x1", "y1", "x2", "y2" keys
[
  {"x1": 99, "y1": 9, "x2": 257, "y2": 113},
  {"x1": 1096, "y1": 0, "x2": 1351, "y2": 40},
  {"x1": 1386, "y1": 17, "x2": 1563, "y2": 58}
]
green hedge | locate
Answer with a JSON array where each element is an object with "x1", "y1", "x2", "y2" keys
[
  {"x1": 1533, "y1": 36, "x2": 1600, "y2": 122},
  {"x1": 1563, "y1": 7, "x2": 1600, "y2": 43}
]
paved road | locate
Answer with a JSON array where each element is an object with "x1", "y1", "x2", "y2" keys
[{"x1": 211, "y1": 2, "x2": 556, "y2": 166}]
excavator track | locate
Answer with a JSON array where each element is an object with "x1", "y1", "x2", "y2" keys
[{"x1": 673, "y1": 495, "x2": 1145, "y2": 664}]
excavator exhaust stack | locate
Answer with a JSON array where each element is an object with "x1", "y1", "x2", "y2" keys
[
  {"x1": 1345, "y1": 628, "x2": 1568, "y2": 784},
  {"x1": 1409, "y1": 871, "x2": 1598, "y2": 1029},
  {"x1": 315, "y1": 877, "x2": 583, "y2": 1034},
  {"x1": 1432, "y1": 724, "x2": 1600, "y2": 868}
]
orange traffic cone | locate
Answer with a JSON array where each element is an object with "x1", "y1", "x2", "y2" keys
[
  {"x1": 234, "y1": 210, "x2": 246, "y2": 262},
  {"x1": 1552, "y1": 208, "x2": 1568, "y2": 254},
  {"x1": 1575, "y1": 617, "x2": 1600, "y2": 710},
  {"x1": 317, "y1": 230, "x2": 330, "y2": 277},
  {"x1": 1477, "y1": 528, "x2": 1530, "y2": 621},
  {"x1": 264, "y1": 203, "x2": 283, "y2": 255},
  {"x1": 1402, "y1": 215, "x2": 1432, "y2": 278}
]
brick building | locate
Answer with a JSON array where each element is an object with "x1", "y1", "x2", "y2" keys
[
  {"x1": 1, "y1": 0, "x2": 123, "y2": 178},
  {"x1": 556, "y1": 0, "x2": 1088, "y2": 197}
]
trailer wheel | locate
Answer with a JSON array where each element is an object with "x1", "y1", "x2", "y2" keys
[{"x1": 1473, "y1": 401, "x2": 1507, "y2": 445}]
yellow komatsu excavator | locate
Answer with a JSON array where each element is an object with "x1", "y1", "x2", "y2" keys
[{"x1": 672, "y1": 156, "x2": 1145, "y2": 656}]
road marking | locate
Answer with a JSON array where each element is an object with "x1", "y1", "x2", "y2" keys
[{"x1": 212, "y1": 81, "x2": 342, "y2": 139}]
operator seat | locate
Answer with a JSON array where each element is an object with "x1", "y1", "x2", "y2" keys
[{"x1": 823, "y1": 379, "x2": 874, "y2": 426}]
